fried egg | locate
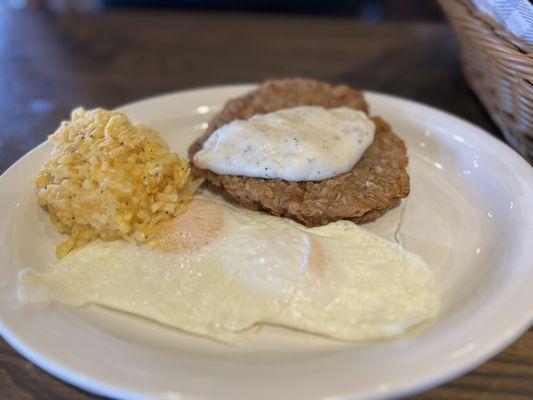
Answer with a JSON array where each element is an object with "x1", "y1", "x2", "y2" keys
[
  {"x1": 273, "y1": 222, "x2": 439, "y2": 340},
  {"x1": 18, "y1": 195, "x2": 439, "y2": 342}
]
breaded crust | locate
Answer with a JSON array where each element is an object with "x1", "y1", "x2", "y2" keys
[{"x1": 189, "y1": 79, "x2": 409, "y2": 227}]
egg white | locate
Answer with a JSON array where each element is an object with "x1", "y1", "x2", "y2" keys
[
  {"x1": 18, "y1": 195, "x2": 439, "y2": 342},
  {"x1": 272, "y1": 221, "x2": 440, "y2": 340}
]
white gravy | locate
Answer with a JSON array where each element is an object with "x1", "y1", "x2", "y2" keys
[{"x1": 193, "y1": 106, "x2": 375, "y2": 181}]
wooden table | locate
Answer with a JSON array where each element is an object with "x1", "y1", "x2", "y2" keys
[{"x1": 0, "y1": 8, "x2": 531, "y2": 400}]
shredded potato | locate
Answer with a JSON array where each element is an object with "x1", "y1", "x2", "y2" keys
[{"x1": 36, "y1": 107, "x2": 200, "y2": 258}]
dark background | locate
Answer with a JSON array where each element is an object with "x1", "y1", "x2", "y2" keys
[{"x1": 8, "y1": 0, "x2": 446, "y2": 20}]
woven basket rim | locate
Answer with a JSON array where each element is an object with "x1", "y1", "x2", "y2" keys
[
  {"x1": 460, "y1": 0, "x2": 533, "y2": 56},
  {"x1": 439, "y1": 0, "x2": 533, "y2": 162}
]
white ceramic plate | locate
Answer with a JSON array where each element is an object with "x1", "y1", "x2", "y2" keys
[{"x1": 0, "y1": 85, "x2": 532, "y2": 400}]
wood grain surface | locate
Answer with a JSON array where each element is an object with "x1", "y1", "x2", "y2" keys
[{"x1": 0, "y1": 8, "x2": 531, "y2": 400}]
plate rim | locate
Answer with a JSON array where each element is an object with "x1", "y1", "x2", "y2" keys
[{"x1": 0, "y1": 84, "x2": 532, "y2": 400}]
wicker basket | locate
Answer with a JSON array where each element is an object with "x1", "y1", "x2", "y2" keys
[{"x1": 439, "y1": 0, "x2": 533, "y2": 162}]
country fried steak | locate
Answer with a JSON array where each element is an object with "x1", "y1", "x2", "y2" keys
[{"x1": 189, "y1": 79, "x2": 410, "y2": 227}]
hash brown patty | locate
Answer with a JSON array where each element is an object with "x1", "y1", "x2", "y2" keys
[{"x1": 189, "y1": 79, "x2": 410, "y2": 227}]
